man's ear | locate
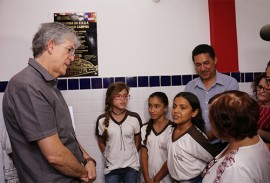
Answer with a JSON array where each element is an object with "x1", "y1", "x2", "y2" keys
[
  {"x1": 46, "y1": 39, "x2": 55, "y2": 54},
  {"x1": 214, "y1": 57, "x2": 218, "y2": 65}
]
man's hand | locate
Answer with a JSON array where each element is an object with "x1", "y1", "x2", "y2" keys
[{"x1": 81, "y1": 160, "x2": 96, "y2": 183}]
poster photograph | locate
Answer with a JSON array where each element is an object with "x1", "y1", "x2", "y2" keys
[{"x1": 54, "y1": 12, "x2": 98, "y2": 77}]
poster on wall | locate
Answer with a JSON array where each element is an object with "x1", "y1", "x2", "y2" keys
[{"x1": 54, "y1": 12, "x2": 98, "y2": 77}]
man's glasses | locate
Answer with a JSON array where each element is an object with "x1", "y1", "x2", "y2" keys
[
  {"x1": 61, "y1": 45, "x2": 75, "y2": 57},
  {"x1": 256, "y1": 85, "x2": 270, "y2": 94},
  {"x1": 114, "y1": 94, "x2": 130, "y2": 100}
]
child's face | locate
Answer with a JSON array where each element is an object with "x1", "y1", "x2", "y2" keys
[
  {"x1": 171, "y1": 96, "x2": 198, "y2": 125},
  {"x1": 148, "y1": 96, "x2": 168, "y2": 120},
  {"x1": 112, "y1": 89, "x2": 129, "y2": 110}
]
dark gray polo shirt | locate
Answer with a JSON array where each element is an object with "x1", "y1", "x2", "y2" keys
[{"x1": 2, "y1": 58, "x2": 83, "y2": 183}]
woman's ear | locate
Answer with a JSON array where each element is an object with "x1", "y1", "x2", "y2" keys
[
  {"x1": 164, "y1": 105, "x2": 169, "y2": 113},
  {"x1": 191, "y1": 109, "x2": 199, "y2": 118}
]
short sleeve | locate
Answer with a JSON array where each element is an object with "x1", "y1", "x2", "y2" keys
[
  {"x1": 132, "y1": 113, "x2": 142, "y2": 135},
  {"x1": 12, "y1": 82, "x2": 57, "y2": 141},
  {"x1": 95, "y1": 115, "x2": 105, "y2": 137},
  {"x1": 140, "y1": 125, "x2": 147, "y2": 147}
]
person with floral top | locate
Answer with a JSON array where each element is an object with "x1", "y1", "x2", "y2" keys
[{"x1": 202, "y1": 90, "x2": 270, "y2": 183}]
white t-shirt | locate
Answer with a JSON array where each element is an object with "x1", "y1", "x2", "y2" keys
[
  {"x1": 202, "y1": 137, "x2": 270, "y2": 183},
  {"x1": 141, "y1": 121, "x2": 173, "y2": 183},
  {"x1": 96, "y1": 110, "x2": 142, "y2": 175},
  {"x1": 166, "y1": 125, "x2": 218, "y2": 181}
]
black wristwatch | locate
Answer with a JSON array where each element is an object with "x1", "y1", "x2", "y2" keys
[{"x1": 82, "y1": 157, "x2": 96, "y2": 167}]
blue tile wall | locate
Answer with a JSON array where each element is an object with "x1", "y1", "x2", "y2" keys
[
  {"x1": 115, "y1": 77, "x2": 125, "y2": 83},
  {"x1": 103, "y1": 77, "x2": 114, "y2": 88},
  {"x1": 0, "y1": 72, "x2": 263, "y2": 92},
  {"x1": 126, "y1": 77, "x2": 137, "y2": 87},
  {"x1": 57, "y1": 79, "x2": 67, "y2": 90},
  {"x1": 91, "y1": 78, "x2": 102, "y2": 89},
  {"x1": 0, "y1": 81, "x2": 8, "y2": 93},
  {"x1": 138, "y1": 76, "x2": 148, "y2": 87},
  {"x1": 80, "y1": 78, "x2": 91, "y2": 90},
  {"x1": 182, "y1": 75, "x2": 192, "y2": 85},
  {"x1": 245, "y1": 72, "x2": 253, "y2": 82},
  {"x1": 149, "y1": 76, "x2": 160, "y2": 87},
  {"x1": 68, "y1": 79, "x2": 79, "y2": 90},
  {"x1": 161, "y1": 76, "x2": 171, "y2": 86},
  {"x1": 172, "y1": 75, "x2": 182, "y2": 86}
]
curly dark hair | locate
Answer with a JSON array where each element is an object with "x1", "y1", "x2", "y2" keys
[
  {"x1": 208, "y1": 90, "x2": 259, "y2": 140},
  {"x1": 266, "y1": 60, "x2": 270, "y2": 71},
  {"x1": 251, "y1": 72, "x2": 267, "y2": 99}
]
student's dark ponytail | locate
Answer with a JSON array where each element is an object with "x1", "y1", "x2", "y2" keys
[{"x1": 143, "y1": 119, "x2": 154, "y2": 146}]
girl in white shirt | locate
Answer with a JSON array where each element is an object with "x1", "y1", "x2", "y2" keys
[
  {"x1": 166, "y1": 92, "x2": 218, "y2": 183},
  {"x1": 140, "y1": 92, "x2": 173, "y2": 183},
  {"x1": 96, "y1": 82, "x2": 142, "y2": 183}
]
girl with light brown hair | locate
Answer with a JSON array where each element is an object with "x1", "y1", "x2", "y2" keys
[{"x1": 95, "y1": 82, "x2": 142, "y2": 183}]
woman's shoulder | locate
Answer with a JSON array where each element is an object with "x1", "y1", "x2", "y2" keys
[
  {"x1": 218, "y1": 144, "x2": 270, "y2": 182},
  {"x1": 237, "y1": 137, "x2": 270, "y2": 158}
]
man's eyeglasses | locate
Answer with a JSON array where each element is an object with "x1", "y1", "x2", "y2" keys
[
  {"x1": 114, "y1": 94, "x2": 130, "y2": 100},
  {"x1": 201, "y1": 158, "x2": 217, "y2": 178},
  {"x1": 61, "y1": 45, "x2": 75, "y2": 57},
  {"x1": 256, "y1": 85, "x2": 270, "y2": 94}
]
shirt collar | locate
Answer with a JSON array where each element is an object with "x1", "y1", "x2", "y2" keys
[
  {"x1": 215, "y1": 71, "x2": 225, "y2": 85},
  {"x1": 28, "y1": 58, "x2": 57, "y2": 83},
  {"x1": 195, "y1": 70, "x2": 224, "y2": 89}
]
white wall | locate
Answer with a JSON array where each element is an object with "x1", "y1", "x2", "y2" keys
[
  {"x1": 0, "y1": 0, "x2": 210, "y2": 80},
  {"x1": 236, "y1": 0, "x2": 270, "y2": 72},
  {"x1": 0, "y1": 0, "x2": 269, "y2": 182},
  {"x1": 1, "y1": 0, "x2": 270, "y2": 80}
]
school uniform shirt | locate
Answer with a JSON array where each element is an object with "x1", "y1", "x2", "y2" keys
[
  {"x1": 95, "y1": 110, "x2": 142, "y2": 175},
  {"x1": 202, "y1": 137, "x2": 270, "y2": 183},
  {"x1": 166, "y1": 125, "x2": 218, "y2": 181},
  {"x1": 141, "y1": 121, "x2": 173, "y2": 183}
]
